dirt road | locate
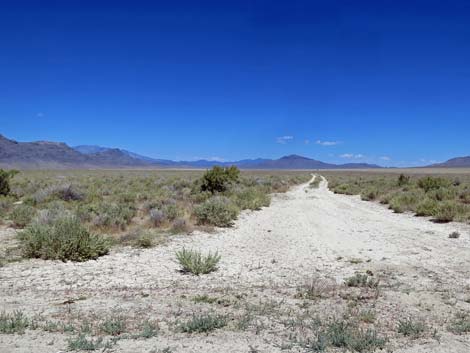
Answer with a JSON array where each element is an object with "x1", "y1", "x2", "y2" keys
[{"x1": 1, "y1": 176, "x2": 470, "y2": 352}]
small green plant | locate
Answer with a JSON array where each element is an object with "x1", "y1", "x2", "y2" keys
[
  {"x1": 397, "y1": 318, "x2": 426, "y2": 337},
  {"x1": 18, "y1": 217, "x2": 109, "y2": 262},
  {"x1": 449, "y1": 231, "x2": 460, "y2": 239},
  {"x1": 10, "y1": 204, "x2": 36, "y2": 227},
  {"x1": 100, "y1": 315, "x2": 126, "y2": 336},
  {"x1": 175, "y1": 248, "x2": 221, "y2": 275},
  {"x1": 194, "y1": 196, "x2": 239, "y2": 227},
  {"x1": 434, "y1": 201, "x2": 460, "y2": 222},
  {"x1": 448, "y1": 312, "x2": 470, "y2": 334},
  {"x1": 135, "y1": 320, "x2": 159, "y2": 338},
  {"x1": 345, "y1": 273, "x2": 379, "y2": 288},
  {"x1": 0, "y1": 310, "x2": 29, "y2": 334},
  {"x1": 135, "y1": 232, "x2": 154, "y2": 248},
  {"x1": 67, "y1": 334, "x2": 112, "y2": 351},
  {"x1": 179, "y1": 313, "x2": 227, "y2": 333},
  {"x1": 192, "y1": 295, "x2": 218, "y2": 304},
  {"x1": 358, "y1": 309, "x2": 376, "y2": 323},
  {"x1": 200, "y1": 166, "x2": 240, "y2": 193}
]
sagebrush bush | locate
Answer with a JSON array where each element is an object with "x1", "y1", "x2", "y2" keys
[
  {"x1": 417, "y1": 176, "x2": 450, "y2": 192},
  {"x1": 179, "y1": 313, "x2": 227, "y2": 333},
  {"x1": 172, "y1": 217, "x2": 191, "y2": 233},
  {"x1": 416, "y1": 198, "x2": 438, "y2": 217},
  {"x1": 149, "y1": 208, "x2": 166, "y2": 227},
  {"x1": 18, "y1": 217, "x2": 109, "y2": 261},
  {"x1": 434, "y1": 201, "x2": 460, "y2": 222},
  {"x1": 194, "y1": 196, "x2": 239, "y2": 227},
  {"x1": 397, "y1": 318, "x2": 426, "y2": 337},
  {"x1": 200, "y1": 166, "x2": 240, "y2": 193},
  {"x1": 234, "y1": 187, "x2": 271, "y2": 210},
  {"x1": 361, "y1": 188, "x2": 378, "y2": 201},
  {"x1": 175, "y1": 248, "x2": 221, "y2": 275},
  {"x1": 460, "y1": 190, "x2": 470, "y2": 204},
  {"x1": 91, "y1": 203, "x2": 135, "y2": 230},
  {"x1": 10, "y1": 204, "x2": 36, "y2": 227}
]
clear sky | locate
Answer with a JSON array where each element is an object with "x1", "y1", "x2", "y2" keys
[{"x1": 1, "y1": 1, "x2": 469, "y2": 166}]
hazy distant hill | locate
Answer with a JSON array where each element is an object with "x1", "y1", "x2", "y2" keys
[
  {"x1": 429, "y1": 156, "x2": 470, "y2": 168},
  {"x1": 0, "y1": 134, "x2": 383, "y2": 170},
  {"x1": 0, "y1": 135, "x2": 148, "y2": 168}
]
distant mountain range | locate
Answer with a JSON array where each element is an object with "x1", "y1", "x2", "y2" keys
[
  {"x1": 429, "y1": 156, "x2": 470, "y2": 168},
  {"x1": 1, "y1": 134, "x2": 469, "y2": 169}
]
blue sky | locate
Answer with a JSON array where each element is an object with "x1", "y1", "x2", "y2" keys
[{"x1": 1, "y1": 1, "x2": 469, "y2": 166}]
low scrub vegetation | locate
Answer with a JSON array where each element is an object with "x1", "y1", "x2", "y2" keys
[
  {"x1": 194, "y1": 196, "x2": 239, "y2": 227},
  {"x1": 2, "y1": 169, "x2": 308, "y2": 230},
  {"x1": 326, "y1": 171, "x2": 470, "y2": 224},
  {"x1": 0, "y1": 310, "x2": 29, "y2": 334},
  {"x1": 397, "y1": 318, "x2": 427, "y2": 338},
  {"x1": 179, "y1": 313, "x2": 227, "y2": 333},
  {"x1": 18, "y1": 217, "x2": 109, "y2": 262},
  {"x1": 176, "y1": 248, "x2": 221, "y2": 275},
  {"x1": 0, "y1": 169, "x2": 309, "y2": 258}
]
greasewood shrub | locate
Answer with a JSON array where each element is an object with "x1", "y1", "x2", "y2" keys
[
  {"x1": 18, "y1": 217, "x2": 109, "y2": 261},
  {"x1": 417, "y1": 176, "x2": 451, "y2": 192},
  {"x1": 200, "y1": 166, "x2": 240, "y2": 193},
  {"x1": 194, "y1": 196, "x2": 239, "y2": 227},
  {"x1": 0, "y1": 169, "x2": 18, "y2": 196}
]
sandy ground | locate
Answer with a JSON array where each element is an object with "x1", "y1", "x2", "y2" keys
[{"x1": 1, "y1": 176, "x2": 470, "y2": 352}]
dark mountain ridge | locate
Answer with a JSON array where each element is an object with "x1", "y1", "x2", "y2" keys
[{"x1": 1, "y1": 134, "x2": 383, "y2": 170}]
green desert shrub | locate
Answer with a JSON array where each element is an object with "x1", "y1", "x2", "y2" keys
[
  {"x1": 397, "y1": 174, "x2": 410, "y2": 186},
  {"x1": 171, "y1": 217, "x2": 191, "y2": 233},
  {"x1": 149, "y1": 208, "x2": 166, "y2": 226},
  {"x1": 345, "y1": 273, "x2": 379, "y2": 288},
  {"x1": 0, "y1": 310, "x2": 29, "y2": 334},
  {"x1": 234, "y1": 187, "x2": 271, "y2": 210},
  {"x1": 179, "y1": 313, "x2": 227, "y2": 333},
  {"x1": 31, "y1": 183, "x2": 84, "y2": 204},
  {"x1": 459, "y1": 190, "x2": 470, "y2": 204},
  {"x1": 434, "y1": 201, "x2": 466, "y2": 222},
  {"x1": 200, "y1": 166, "x2": 240, "y2": 193},
  {"x1": 417, "y1": 176, "x2": 451, "y2": 192},
  {"x1": 416, "y1": 198, "x2": 438, "y2": 217},
  {"x1": 448, "y1": 312, "x2": 470, "y2": 334},
  {"x1": 10, "y1": 204, "x2": 36, "y2": 227},
  {"x1": 428, "y1": 187, "x2": 456, "y2": 201},
  {"x1": 18, "y1": 217, "x2": 109, "y2": 262},
  {"x1": 0, "y1": 169, "x2": 18, "y2": 196},
  {"x1": 67, "y1": 334, "x2": 112, "y2": 351},
  {"x1": 91, "y1": 203, "x2": 135, "y2": 230},
  {"x1": 397, "y1": 318, "x2": 427, "y2": 338},
  {"x1": 175, "y1": 248, "x2": 221, "y2": 275},
  {"x1": 135, "y1": 232, "x2": 155, "y2": 248},
  {"x1": 194, "y1": 196, "x2": 239, "y2": 227},
  {"x1": 334, "y1": 184, "x2": 357, "y2": 195},
  {"x1": 0, "y1": 196, "x2": 13, "y2": 219},
  {"x1": 100, "y1": 315, "x2": 126, "y2": 336},
  {"x1": 326, "y1": 320, "x2": 385, "y2": 351},
  {"x1": 360, "y1": 188, "x2": 379, "y2": 201}
]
